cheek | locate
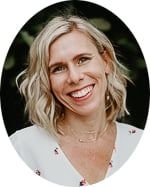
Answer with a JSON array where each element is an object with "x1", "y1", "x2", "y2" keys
[
  {"x1": 86, "y1": 61, "x2": 106, "y2": 81},
  {"x1": 90, "y1": 58, "x2": 106, "y2": 74},
  {"x1": 85, "y1": 62, "x2": 107, "y2": 94},
  {"x1": 50, "y1": 76, "x2": 64, "y2": 97}
]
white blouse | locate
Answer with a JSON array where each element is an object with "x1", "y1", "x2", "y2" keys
[{"x1": 10, "y1": 122, "x2": 143, "y2": 187}]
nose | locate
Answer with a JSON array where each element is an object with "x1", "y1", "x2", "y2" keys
[{"x1": 67, "y1": 65, "x2": 84, "y2": 84}]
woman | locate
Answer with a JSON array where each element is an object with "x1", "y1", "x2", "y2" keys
[{"x1": 10, "y1": 16, "x2": 143, "y2": 186}]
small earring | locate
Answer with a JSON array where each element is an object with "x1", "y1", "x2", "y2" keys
[
  {"x1": 106, "y1": 95, "x2": 110, "y2": 101},
  {"x1": 106, "y1": 91, "x2": 110, "y2": 101}
]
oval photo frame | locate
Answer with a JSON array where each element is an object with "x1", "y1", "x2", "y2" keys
[{"x1": 0, "y1": 1, "x2": 149, "y2": 187}]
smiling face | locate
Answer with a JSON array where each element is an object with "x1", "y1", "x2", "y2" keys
[{"x1": 49, "y1": 30, "x2": 110, "y2": 117}]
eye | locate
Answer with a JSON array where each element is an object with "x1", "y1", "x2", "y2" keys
[
  {"x1": 51, "y1": 65, "x2": 66, "y2": 74},
  {"x1": 78, "y1": 57, "x2": 91, "y2": 65}
]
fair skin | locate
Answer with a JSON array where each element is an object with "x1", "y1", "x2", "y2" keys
[{"x1": 49, "y1": 30, "x2": 116, "y2": 184}]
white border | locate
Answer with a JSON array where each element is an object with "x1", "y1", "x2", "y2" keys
[{"x1": 0, "y1": 0, "x2": 149, "y2": 187}]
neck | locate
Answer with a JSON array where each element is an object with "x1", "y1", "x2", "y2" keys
[{"x1": 63, "y1": 106, "x2": 107, "y2": 138}]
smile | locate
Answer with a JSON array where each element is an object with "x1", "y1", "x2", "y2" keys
[{"x1": 69, "y1": 84, "x2": 94, "y2": 98}]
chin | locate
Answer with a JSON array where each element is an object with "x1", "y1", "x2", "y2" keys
[{"x1": 70, "y1": 102, "x2": 102, "y2": 116}]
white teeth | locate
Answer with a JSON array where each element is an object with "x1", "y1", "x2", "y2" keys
[{"x1": 70, "y1": 85, "x2": 93, "y2": 98}]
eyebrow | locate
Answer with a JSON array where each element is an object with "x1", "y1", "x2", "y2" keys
[{"x1": 49, "y1": 53, "x2": 92, "y2": 70}]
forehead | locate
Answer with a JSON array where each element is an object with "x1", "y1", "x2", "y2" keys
[{"x1": 49, "y1": 30, "x2": 98, "y2": 60}]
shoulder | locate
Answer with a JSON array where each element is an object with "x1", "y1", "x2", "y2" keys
[
  {"x1": 116, "y1": 121, "x2": 143, "y2": 137},
  {"x1": 115, "y1": 121, "x2": 144, "y2": 153},
  {"x1": 9, "y1": 125, "x2": 59, "y2": 171},
  {"x1": 10, "y1": 125, "x2": 56, "y2": 151}
]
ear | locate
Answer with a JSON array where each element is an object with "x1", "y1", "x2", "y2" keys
[{"x1": 102, "y1": 50, "x2": 111, "y2": 74}]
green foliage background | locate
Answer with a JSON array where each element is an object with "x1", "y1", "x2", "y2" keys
[{"x1": 1, "y1": 1, "x2": 149, "y2": 135}]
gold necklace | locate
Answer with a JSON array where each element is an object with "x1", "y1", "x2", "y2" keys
[{"x1": 70, "y1": 123, "x2": 109, "y2": 143}]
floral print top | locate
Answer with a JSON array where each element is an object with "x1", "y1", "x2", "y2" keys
[{"x1": 10, "y1": 122, "x2": 143, "y2": 187}]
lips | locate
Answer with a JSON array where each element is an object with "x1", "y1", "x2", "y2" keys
[{"x1": 68, "y1": 84, "x2": 94, "y2": 98}]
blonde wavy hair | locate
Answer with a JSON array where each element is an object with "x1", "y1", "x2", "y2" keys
[{"x1": 17, "y1": 16, "x2": 130, "y2": 136}]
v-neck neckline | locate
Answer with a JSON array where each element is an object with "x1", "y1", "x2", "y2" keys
[
  {"x1": 56, "y1": 139, "x2": 85, "y2": 179},
  {"x1": 54, "y1": 122, "x2": 119, "y2": 183}
]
